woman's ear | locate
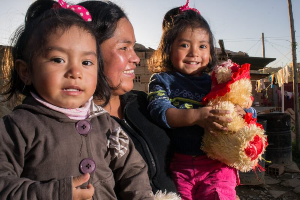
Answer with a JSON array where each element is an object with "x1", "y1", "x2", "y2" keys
[{"x1": 15, "y1": 59, "x2": 32, "y2": 85}]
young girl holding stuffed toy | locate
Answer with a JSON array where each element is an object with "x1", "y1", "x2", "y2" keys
[
  {"x1": 148, "y1": 1, "x2": 257, "y2": 199},
  {"x1": 0, "y1": 0, "x2": 154, "y2": 199}
]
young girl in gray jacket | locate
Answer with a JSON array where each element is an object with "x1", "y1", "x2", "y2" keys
[{"x1": 0, "y1": 0, "x2": 153, "y2": 199}]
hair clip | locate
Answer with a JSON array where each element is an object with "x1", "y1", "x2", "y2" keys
[
  {"x1": 53, "y1": 0, "x2": 92, "y2": 22},
  {"x1": 179, "y1": 0, "x2": 200, "y2": 14}
]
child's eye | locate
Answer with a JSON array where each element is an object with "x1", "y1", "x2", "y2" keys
[
  {"x1": 200, "y1": 45, "x2": 207, "y2": 49},
  {"x1": 52, "y1": 58, "x2": 65, "y2": 63},
  {"x1": 82, "y1": 61, "x2": 93, "y2": 66},
  {"x1": 180, "y1": 44, "x2": 189, "y2": 48}
]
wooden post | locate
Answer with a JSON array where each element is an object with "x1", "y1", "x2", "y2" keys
[
  {"x1": 262, "y1": 33, "x2": 265, "y2": 58},
  {"x1": 281, "y1": 84, "x2": 284, "y2": 113},
  {"x1": 287, "y1": 0, "x2": 299, "y2": 150}
]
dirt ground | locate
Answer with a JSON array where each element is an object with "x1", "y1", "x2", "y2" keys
[{"x1": 236, "y1": 163, "x2": 300, "y2": 200}]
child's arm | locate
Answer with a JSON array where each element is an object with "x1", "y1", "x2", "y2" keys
[
  {"x1": 244, "y1": 107, "x2": 257, "y2": 118},
  {"x1": 165, "y1": 106, "x2": 231, "y2": 131},
  {"x1": 108, "y1": 121, "x2": 153, "y2": 200},
  {"x1": 235, "y1": 105, "x2": 257, "y2": 118},
  {"x1": 147, "y1": 74, "x2": 177, "y2": 129},
  {"x1": 148, "y1": 73, "x2": 231, "y2": 132}
]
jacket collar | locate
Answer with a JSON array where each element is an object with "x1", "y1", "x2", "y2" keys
[{"x1": 15, "y1": 96, "x2": 107, "y2": 122}]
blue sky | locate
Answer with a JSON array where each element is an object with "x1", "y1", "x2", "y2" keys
[{"x1": 0, "y1": 0, "x2": 299, "y2": 68}]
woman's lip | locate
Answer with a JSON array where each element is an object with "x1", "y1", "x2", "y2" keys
[
  {"x1": 123, "y1": 69, "x2": 135, "y2": 75},
  {"x1": 124, "y1": 69, "x2": 134, "y2": 74}
]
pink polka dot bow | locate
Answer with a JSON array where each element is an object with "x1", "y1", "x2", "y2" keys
[{"x1": 53, "y1": 0, "x2": 92, "y2": 22}]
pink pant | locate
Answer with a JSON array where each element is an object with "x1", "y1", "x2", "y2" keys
[{"x1": 170, "y1": 153, "x2": 238, "y2": 200}]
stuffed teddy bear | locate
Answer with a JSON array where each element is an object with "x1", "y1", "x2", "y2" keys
[
  {"x1": 152, "y1": 191, "x2": 181, "y2": 200},
  {"x1": 201, "y1": 60, "x2": 268, "y2": 172}
]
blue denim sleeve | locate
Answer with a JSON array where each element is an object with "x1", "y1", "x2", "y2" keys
[
  {"x1": 244, "y1": 107, "x2": 257, "y2": 118},
  {"x1": 147, "y1": 74, "x2": 176, "y2": 128}
]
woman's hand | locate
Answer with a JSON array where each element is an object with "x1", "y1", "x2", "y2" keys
[{"x1": 72, "y1": 173, "x2": 94, "y2": 200}]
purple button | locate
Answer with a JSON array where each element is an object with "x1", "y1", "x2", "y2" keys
[
  {"x1": 79, "y1": 158, "x2": 96, "y2": 174},
  {"x1": 76, "y1": 120, "x2": 91, "y2": 135}
]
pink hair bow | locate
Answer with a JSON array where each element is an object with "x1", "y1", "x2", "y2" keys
[
  {"x1": 53, "y1": 0, "x2": 92, "y2": 22},
  {"x1": 180, "y1": 0, "x2": 200, "y2": 14}
]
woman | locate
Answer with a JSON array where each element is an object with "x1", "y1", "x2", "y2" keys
[{"x1": 78, "y1": 1, "x2": 177, "y2": 194}]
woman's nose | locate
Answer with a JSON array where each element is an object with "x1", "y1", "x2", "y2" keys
[{"x1": 130, "y1": 50, "x2": 140, "y2": 66}]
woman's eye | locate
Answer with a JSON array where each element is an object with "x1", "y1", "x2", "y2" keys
[
  {"x1": 120, "y1": 47, "x2": 128, "y2": 51},
  {"x1": 52, "y1": 58, "x2": 65, "y2": 63},
  {"x1": 82, "y1": 61, "x2": 93, "y2": 66}
]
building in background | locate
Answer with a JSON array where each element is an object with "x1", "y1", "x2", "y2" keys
[{"x1": 133, "y1": 43, "x2": 154, "y2": 92}]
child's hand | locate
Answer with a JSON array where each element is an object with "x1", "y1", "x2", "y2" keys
[
  {"x1": 235, "y1": 105, "x2": 246, "y2": 117},
  {"x1": 72, "y1": 173, "x2": 94, "y2": 200},
  {"x1": 196, "y1": 106, "x2": 232, "y2": 135}
]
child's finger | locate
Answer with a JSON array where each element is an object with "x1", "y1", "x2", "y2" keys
[
  {"x1": 210, "y1": 109, "x2": 230, "y2": 115},
  {"x1": 73, "y1": 173, "x2": 90, "y2": 188},
  {"x1": 211, "y1": 115, "x2": 232, "y2": 124},
  {"x1": 212, "y1": 121, "x2": 228, "y2": 131},
  {"x1": 208, "y1": 129, "x2": 217, "y2": 137},
  {"x1": 74, "y1": 184, "x2": 95, "y2": 200}
]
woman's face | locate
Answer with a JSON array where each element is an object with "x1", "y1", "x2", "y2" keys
[{"x1": 101, "y1": 18, "x2": 140, "y2": 96}]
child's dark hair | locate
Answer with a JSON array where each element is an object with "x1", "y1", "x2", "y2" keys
[
  {"x1": 148, "y1": 7, "x2": 217, "y2": 73},
  {"x1": 78, "y1": 1, "x2": 128, "y2": 44},
  {"x1": 1, "y1": 0, "x2": 111, "y2": 106}
]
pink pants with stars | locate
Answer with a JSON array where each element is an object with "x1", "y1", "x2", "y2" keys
[{"x1": 170, "y1": 153, "x2": 238, "y2": 200}]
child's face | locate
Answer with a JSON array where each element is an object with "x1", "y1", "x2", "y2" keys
[
  {"x1": 170, "y1": 27, "x2": 210, "y2": 76},
  {"x1": 29, "y1": 26, "x2": 98, "y2": 109}
]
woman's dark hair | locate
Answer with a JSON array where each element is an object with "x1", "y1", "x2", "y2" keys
[
  {"x1": 79, "y1": 1, "x2": 128, "y2": 90},
  {"x1": 78, "y1": 1, "x2": 128, "y2": 44},
  {"x1": 1, "y1": 0, "x2": 111, "y2": 106},
  {"x1": 148, "y1": 7, "x2": 217, "y2": 73}
]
